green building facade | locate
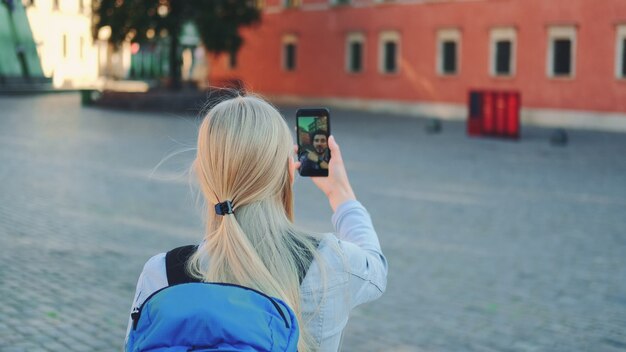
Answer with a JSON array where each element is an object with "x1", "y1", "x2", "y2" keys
[
  {"x1": 129, "y1": 22, "x2": 200, "y2": 81},
  {"x1": 0, "y1": 0, "x2": 50, "y2": 90}
]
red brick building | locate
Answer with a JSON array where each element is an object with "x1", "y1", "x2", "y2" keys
[{"x1": 209, "y1": 0, "x2": 626, "y2": 131}]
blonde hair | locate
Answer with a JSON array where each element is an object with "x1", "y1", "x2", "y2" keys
[{"x1": 188, "y1": 93, "x2": 320, "y2": 351}]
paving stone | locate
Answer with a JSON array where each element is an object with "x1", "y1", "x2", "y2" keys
[{"x1": 40, "y1": 341, "x2": 69, "y2": 352}]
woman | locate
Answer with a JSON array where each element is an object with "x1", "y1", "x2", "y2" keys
[{"x1": 125, "y1": 94, "x2": 387, "y2": 351}]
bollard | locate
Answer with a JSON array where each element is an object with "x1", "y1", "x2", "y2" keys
[
  {"x1": 425, "y1": 118, "x2": 442, "y2": 134},
  {"x1": 550, "y1": 128, "x2": 568, "y2": 146},
  {"x1": 80, "y1": 89, "x2": 102, "y2": 106}
]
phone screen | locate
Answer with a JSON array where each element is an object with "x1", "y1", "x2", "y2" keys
[{"x1": 296, "y1": 108, "x2": 331, "y2": 177}]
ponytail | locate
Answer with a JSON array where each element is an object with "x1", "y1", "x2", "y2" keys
[{"x1": 188, "y1": 95, "x2": 321, "y2": 351}]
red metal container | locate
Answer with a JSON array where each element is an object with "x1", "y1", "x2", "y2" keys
[{"x1": 467, "y1": 90, "x2": 520, "y2": 139}]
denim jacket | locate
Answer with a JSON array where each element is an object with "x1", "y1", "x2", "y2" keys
[{"x1": 125, "y1": 200, "x2": 388, "y2": 351}]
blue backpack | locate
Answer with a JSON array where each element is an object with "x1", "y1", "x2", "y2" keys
[{"x1": 126, "y1": 246, "x2": 300, "y2": 352}]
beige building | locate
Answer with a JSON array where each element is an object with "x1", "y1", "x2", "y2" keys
[{"x1": 24, "y1": 0, "x2": 130, "y2": 88}]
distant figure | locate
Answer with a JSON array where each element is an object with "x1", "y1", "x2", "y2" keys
[
  {"x1": 181, "y1": 48, "x2": 193, "y2": 81},
  {"x1": 191, "y1": 45, "x2": 208, "y2": 89},
  {"x1": 299, "y1": 129, "x2": 330, "y2": 173}
]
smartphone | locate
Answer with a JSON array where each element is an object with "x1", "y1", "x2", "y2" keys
[{"x1": 296, "y1": 108, "x2": 331, "y2": 177}]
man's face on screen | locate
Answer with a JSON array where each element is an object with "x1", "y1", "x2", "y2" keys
[{"x1": 313, "y1": 134, "x2": 328, "y2": 154}]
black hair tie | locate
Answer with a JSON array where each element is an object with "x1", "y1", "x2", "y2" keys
[{"x1": 215, "y1": 200, "x2": 234, "y2": 216}]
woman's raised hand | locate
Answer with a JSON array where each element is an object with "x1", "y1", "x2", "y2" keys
[
  {"x1": 310, "y1": 136, "x2": 356, "y2": 211},
  {"x1": 293, "y1": 136, "x2": 356, "y2": 211}
]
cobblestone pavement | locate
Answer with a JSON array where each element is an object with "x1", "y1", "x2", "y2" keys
[{"x1": 1, "y1": 94, "x2": 625, "y2": 352}]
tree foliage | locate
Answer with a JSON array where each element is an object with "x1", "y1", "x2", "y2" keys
[{"x1": 92, "y1": 0, "x2": 261, "y2": 86}]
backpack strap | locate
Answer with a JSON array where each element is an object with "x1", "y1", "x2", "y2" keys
[
  {"x1": 296, "y1": 238, "x2": 318, "y2": 285},
  {"x1": 165, "y1": 239, "x2": 319, "y2": 286},
  {"x1": 165, "y1": 245, "x2": 201, "y2": 285}
]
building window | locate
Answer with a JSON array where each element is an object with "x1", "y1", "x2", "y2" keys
[
  {"x1": 62, "y1": 34, "x2": 67, "y2": 58},
  {"x1": 285, "y1": 44, "x2": 296, "y2": 70},
  {"x1": 622, "y1": 38, "x2": 626, "y2": 78},
  {"x1": 379, "y1": 31, "x2": 399, "y2": 74},
  {"x1": 346, "y1": 32, "x2": 364, "y2": 73},
  {"x1": 490, "y1": 27, "x2": 516, "y2": 77},
  {"x1": 332, "y1": 0, "x2": 351, "y2": 5},
  {"x1": 495, "y1": 42, "x2": 511, "y2": 73},
  {"x1": 547, "y1": 25, "x2": 576, "y2": 78},
  {"x1": 384, "y1": 42, "x2": 397, "y2": 72},
  {"x1": 282, "y1": 35, "x2": 297, "y2": 71},
  {"x1": 229, "y1": 51, "x2": 237, "y2": 69},
  {"x1": 437, "y1": 28, "x2": 461, "y2": 76},
  {"x1": 442, "y1": 41, "x2": 457, "y2": 73},
  {"x1": 284, "y1": 0, "x2": 301, "y2": 8},
  {"x1": 553, "y1": 40, "x2": 571, "y2": 75},
  {"x1": 622, "y1": 40, "x2": 626, "y2": 78},
  {"x1": 79, "y1": 37, "x2": 84, "y2": 59},
  {"x1": 616, "y1": 24, "x2": 626, "y2": 79}
]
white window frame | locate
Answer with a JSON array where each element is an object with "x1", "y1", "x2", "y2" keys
[
  {"x1": 437, "y1": 28, "x2": 461, "y2": 76},
  {"x1": 282, "y1": 34, "x2": 298, "y2": 72},
  {"x1": 378, "y1": 31, "x2": 400, "y2": 74},
  {"x1": 346, "y1": 32, "x2": 365, "y2": 73},
  {"x1": 547, "y1": 25, "x2": 577, "y2": 79},
  {"x1": 490, "y1": 27, "x2": 516, "y2": 77},
  {"x1": 615, "y1": 24, "x2": 626, "y2": 79}
]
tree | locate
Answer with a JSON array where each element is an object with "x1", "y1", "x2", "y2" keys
[{"x1": 92, "y1": 0, "x2": 261, "y2": 90}]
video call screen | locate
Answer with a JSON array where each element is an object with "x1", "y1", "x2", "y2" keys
[{"x1": 297, "y1": 114, "x2": 330, "y2": 176}]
